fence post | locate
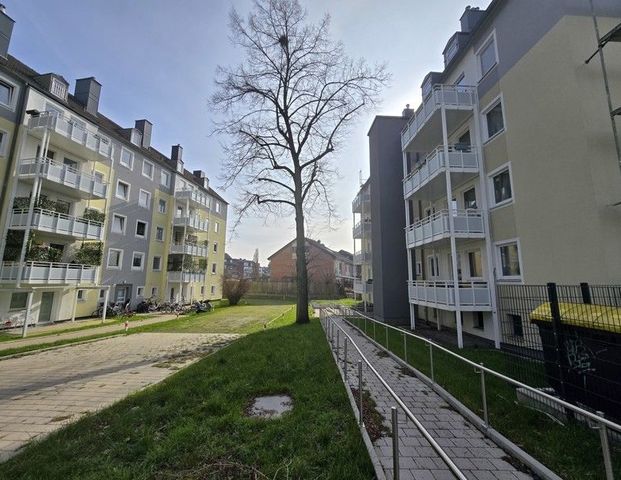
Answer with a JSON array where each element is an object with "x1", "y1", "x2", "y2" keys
[
  {"x1": 392, "y1": 407, "x2": 400, "y2": 480},
  {"x1": 336, "y1": 329, "x2": 340, "y2": 359},
  {"x1": 386, "y1": 324, "x2": 389, "y2": 348},
  {"x1": 546, "y1": 282, "x2": 571, "y2": 416},
  {"x1": 373, "y1": 321, "x2": 376, "y2": 340},
  {"x1": 596, "y1": 412, "x2": 614, "y2": 480},
  {"x1": 358, "y1": 360, "x2": 364, "y2": 426},
  {"x1": 403, "y1": 332, "x2": 407, "y2": 364},
  {"x1": 479, "y1": 362, "x2": 489, "y2": 428},
  {"x1": 343, "y1": 338, "x2": 348, "y2": 381},
  {"x1": 580, "y1": 282, "x2": 592, "y2": 304},
  {"x1": 428, "y1": 342, "x2": 435, "y2": 383}
]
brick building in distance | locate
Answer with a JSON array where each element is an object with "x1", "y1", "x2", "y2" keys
[{"x1": 268, "y1": 238, "x2": 354, "y2": 296}]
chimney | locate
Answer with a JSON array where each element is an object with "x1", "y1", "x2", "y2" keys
[
  {"x1": 171, "y1": 144, "x2": 183, "y2": 173},
  {"x1": 0, "y1": 5, "x2": 14, "y2": 59},
  {"x1": 192, "y1": 169, "x2": 209, "y2": 188},
  {"x1": 74, "y1": 77, "x2": 101, "y2": 116},
  {"x1": 134, "y1": 119, "x2": 152, "y2": 149},
  {"x1": 460, "y1": 6, "x2": 486, "y2": 33},
  {"x1": 402, "y1": 104, "x2": 414, "y2": 118}
]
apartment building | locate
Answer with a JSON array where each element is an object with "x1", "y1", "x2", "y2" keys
[
  {"x1": 0, "y1": 8, "x2": 227, "y2": 328},
  {"x1": 401, "y1": 0, "x2": 621, "y2": 348},
  {"x1": 352, "y1": 180, "x2": 373, "y2": 306}
]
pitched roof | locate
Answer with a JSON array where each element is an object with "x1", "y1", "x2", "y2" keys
[{"x1": 267, "y1": 237, "x2": 352, "y2": 263}]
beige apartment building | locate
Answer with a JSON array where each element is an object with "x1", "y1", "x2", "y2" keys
[{"x1": 402, "y1": 0, "x2": 621, "y2": 347}]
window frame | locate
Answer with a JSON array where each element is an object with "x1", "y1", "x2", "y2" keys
[
  {"x1": 77, "y1": 289, "x2": 86, "y2": 302},
  {"x1": 158, "y1": 198, "x2": 167, "y2": 214},
  {"x1": 120, "y1": 147, "x2": 134, "y2": 169},
  {"x1": 115, "y1": 180, "x2": 130, "y2": 201},
  {"x1": 476, "y1": 30, "x2": 498, "y2": 79},
  {"x1": 0, "y1": 128, "x2": 9, "y2": 157},
  {"x1": 481, "y1": 94, "x2": 506, "y2": 143},
  {"x1": 135, "y1": 220, "x2": 148, "y2": 239},
  {"x1": 142, "y1": 159, "x2": 154, "y2": 180},
  {"x1": 151, "y1": 287, "x2": 158, "y2": 297},
  {"x1": 488, "y1": 162, "x2": 514, "y2": 209},
  {"x1": 138, "y1": 189, "x2": 152, "y2": 209},
  {"x1": 467, "y1": 250, "x2": 483, "y2": 279},
  {"x1": 111, "y1": 213, "x2": 127, "y2": 234},
  {"x1": 9, "y1": 292, "x2": 28, "y2": 310},
  {"x1": 0, "y1": 75, "x2": 18, "y2": 111},
  {"x1": 131, "y1": 251, "x2": 146, "y2": 271},
  {"x1": 155, "y1": 226, "x2": 165, "y2": 242},
  {"x1": 495, "y1": 238, "x2": 523, "y2": 282},
  {"x1": 214, "y1": 222, "x2": 219, "y2": 233},
  {"x1": 160, "y1": 170, "x2": 171, "y2": 188},
  {"x1": 210, "y1": 285, "x2": 216, "y2": 295},
  {"x1": 211, "y1": 263, "x2": 217, "y2": 274},
  {"x1": 136, "y1": 286, "x2": 145, "y2": 298},
  {"x1": 152, "y1": 255, "x2": 162, "y2": 271},
  {"x1": 107, "y1": 248, "x2": 124, "y2": 270}
]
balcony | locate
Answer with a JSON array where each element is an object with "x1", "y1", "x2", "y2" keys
[
  {"x1": 352, "y1": 191, "x2": 370, "y2": 213},
  {"x1": 0, "y1": 262, "x2": 98, "y2": 284},
  {"x1": 173, "y1": 215, "x2": 209, "y2": 232},
  {"x1": 10, "y1": 208, "x2": 104, "y2": 241},
  {"x1": 175, "y1": 189, "x2": 210, "y2": 210},
  {"x1": 408, "y1": 280, "x2": 491, "y2": 311},
  {"x1": 403, "y1": 145, "x2": 479, "y2": 200},
  {"x1": 353, "y1": 219, "x2": 371, "y2": 239},
  {"x1": 18, "y1": 158, "x2": 107, "y2": 199},
  {"x1": 401, "y1": 85, "x2": 476, "y2": 152},
  {"x1": 354, "y1": 279, "x2": 372, "y2": 295},
  {"x1": 354, "y1": 250, "x2": 372, "y2": 265},
  {"x1": 28, "y1": 112, "x2": 113, "y2": 159},
  {"x1": 167, "y1": 271, "x2": 206, "y2": 283},
  {"x1": 406, "y1": 209, "x2": 485, "y2": 248},
  {"x1": 169, "y1": 243, "x2": 208, "y2": 257}
]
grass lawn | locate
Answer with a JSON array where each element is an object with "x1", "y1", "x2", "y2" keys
[
  {"x1": 0, "y1": 310, "x2": 374, "y2": 480},
  {"x1": 313, "y1": 298, "x2": 359, "y2": 307},
  {"x1": 347, "y1": 316, "x2": 620, "y2": 480}
]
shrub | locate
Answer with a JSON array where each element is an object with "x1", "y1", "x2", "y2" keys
[
  {"x1": 223, "y1": 275, "x2": 251, "y2": 306},
  {"x1": 12, "y1": 197, "x2": 30, "y2": 210},
  {"x1": 82, "y1": 208, "x2": 105, "y2": 223},
  {"x1": 73, "y1": 242, "x2": 103, "y2": 265}
]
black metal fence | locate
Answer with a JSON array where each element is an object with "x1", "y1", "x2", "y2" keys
[{"x1": 497, "y1": 282, "x2": 621, "y2": 421}]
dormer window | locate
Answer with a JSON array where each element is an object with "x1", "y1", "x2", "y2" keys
[
  {"x1": 50, "y1": 77, "x2": 67, "y2": 100},
  {"x1": 444, "y1": 37, "x2": 459, "y2": 65}
]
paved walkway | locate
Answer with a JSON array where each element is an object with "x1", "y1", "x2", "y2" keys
[
  {"x1": 326, "y1": 316, "x2": 533, "y2": 480},
  {"x1": 0, "y1": 332, "x2": 239, "y2": 461},
  {"x1": 0, "y1": 314, "x2": 180, "y2": 353}
]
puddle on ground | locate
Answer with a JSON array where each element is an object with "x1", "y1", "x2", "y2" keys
[{"x1": 247, "y1": 395, "x2": 293, "y2": 419}]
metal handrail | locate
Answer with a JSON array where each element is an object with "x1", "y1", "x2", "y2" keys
[
  {"x1": 335, "y1": 306, "x2": 621, "y2": 434},
  {"x1": 406, "y1": 208, "x2": 483, "y2": 230},
  {"x1": 320, "y1": 309, "x2": 468, "y2": 480},
  {"x1": 12, "y1": 208, "x2": 104, "y2": 227},
  {"x1": 19, "y1": 157, "x2": 109, "y2": 186},
  {"x1": 403, "y1": 144, "x2": 478, "y2": 183},
  {"x1": 407, "y1": 279, "x2": 489, "y2": 289}
]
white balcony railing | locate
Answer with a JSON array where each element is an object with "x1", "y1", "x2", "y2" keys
[
  {"x1": 353, "y1": 219, "x2": 371, "y2": 238},
  {"x1": 354, "y1": 279, "x2": 372, "y2": 294},
  {"x1": 0, "y1": 262, "x2": 98, "y2": 284},
  {"x1": 170, "y1": 243, "x2": 208, "y2": 257},
  {"x1": 10, "y1": 208, "x2": 104, "y2": 240},
  {"x1": 403, "y1": 145, "x2": 479, "y2": 199},
  {"x1": 28, "y1": 112, "x2": 113, "y2": 158},
  {"x1": 354, "y1": 250, "x2": 372, "y2": 265},
  {"x1": 175, "y1": 189, "x2": 210, "y2": 209},
  {"x1": 401, "y1": 85, "x2": 476, "y2": 149},
  {"x1": 19, "y1": 157, "x2": 107, "y2": 199},
  {"x1": 167, "y1": 271, "x2": 206, "y2": 283},
  {"x1": 173, "y1": 215, "x2": 209, "y2": 232},
  {"x1": 352, "y1": 191, "x2": 370, "y2": 212},
  {"x1": 408, "y1": 280, "x2": 491, "y2": 310},
  {"x1": 406, "y1": 209, "x2": 484, "y2": 247}
]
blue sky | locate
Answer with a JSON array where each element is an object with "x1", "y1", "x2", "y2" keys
[{"x1": 5, "y1": 0, "x2": 490, "y2": 264}]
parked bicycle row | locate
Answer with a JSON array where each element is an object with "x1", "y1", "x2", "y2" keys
[{"x1": 92, "y1": 297, "x2": 214, "y2": 318}]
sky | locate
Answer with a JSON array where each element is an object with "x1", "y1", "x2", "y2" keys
[{"x1": 5, "y1": 0, "x2": 491, "y2": 265}]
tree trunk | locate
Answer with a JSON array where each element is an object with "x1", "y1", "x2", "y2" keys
[{"x1": 295, "y1": 202, "x2": 310, "y2": 324}]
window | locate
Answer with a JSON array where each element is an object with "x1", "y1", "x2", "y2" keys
[
  {"x1": 468, "y1": 251, "x2": 483, "y2": 278},
  {"x1": 156, "y1": 226, "x2": 164, "y2": 241},
  {"x1": 142, "y1": 160, "x2": 154, "y2": 179},
  {"x1": 0, "y1": 80, "x2": 13, "y2": 107},
  {"x1": 214, "y1": 222, "x2": 219, "y2": 233},
  {"x1": 485, "y1": 101, "x2": 505, "y2": 139},
  {"x1": 211, "y1": 285, "x2": 216, "y2": 295},
  {"x1": 137, "y1": 287, "x2": 144, "y2": 297},
  {"x1": 51, "y1": 78, "x2": 67, "y2": 99},
  {"x1": 211, "y1": 263, "x2": 217, "y2": 274},
  {"x1": 151, "y1": 287, "x2": 158, "y2": 297},
  {"x1": 201, "y1": 286, "x2": 205, "y2": 296},
  {"x1": 510, "y1": 314, "x2": 523, "y2": 337},
  {"x1": 152, "y1": 256, "x2": 162, "y2": 271},
  {"x1": 77, "y1": 289, "x2": 86, "y2": 302},
  {"x1": 132, "y1": 252, "x2": 145, "y2": 270},
  {"x1": 158, "y1": 199, "x2": 167, "y2": 214},
  {"x1": 120, "y1": 147, "x2": 134, "y2": 169},
  {"x1": 497, "y1": 241, "x2": 521, "y2": 279},
  {"x1": 213, "y1": 243, "x2": 218, "y2": 253},
  {"x1": 139, "y1": 189, "x2": 151, "y2": 209},
  {"x1": 135, "y1": 221, "x2": 147, "y2": 238},
  {"x1": 474, "y1": 312, "x2": 484, "y2": 330},
  {"x1": 463, "y1": 188, "x2": 477, "y2": 209},
  {"x1": 491, "y1": 168, "x2": 512, "y2": 206},
  {"x1": 479, "y1": 36, "x2": 497, "y2": 77},
  {"x1": 0, "y1": 129, "x2": 8, "y2": 156},
  {"x1": 427, "y1": 255, "x2": 439, "y2": 278},
  {"x1": 107, "y1": 249, "x2": 123, "y2": 269},
  {"x1": 9, "y1": 292, "x2": 27, "y2": 310},
  {"x1": 111, "y1": 214, "x2": 126, "y2": 234},
  {"x1": 116, "y1": 180, "x2": 130, "y2": 201},
  {"x1": 160, "y1": 170, "x2": 170, "y2": 187},
  {"x1": 215, "y1": 202, "x2": 221, "y2": 213}
]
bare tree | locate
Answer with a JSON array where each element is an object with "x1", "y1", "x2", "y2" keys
[{"x1": 211, "y1": 0, "x2": 389, "y2": 323}]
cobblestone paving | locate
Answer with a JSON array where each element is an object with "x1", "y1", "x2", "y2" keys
[
  {"x1": 326, "y1": 316, "x2": 533, "y2": 480},
  {"x1": 0, "y1": 332, "x2": 239, "y2": 461}
]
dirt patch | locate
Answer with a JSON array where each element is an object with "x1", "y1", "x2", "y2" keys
[
  {"x1": 50, "y1": 415, "x2": 72, "y2": 423},
  {"x1": 375, "y1": 350, "x2": 390, "y2": 359},
  {"x1": 245, "y1": 394, "x2": 293, "y2": 419},
  {"x1": 397, "y1": 366, "x2": 416, "y2": 377},
  {"x1": 155, "y1": 460, "x2": 277, "y2": 479},
  {"x1": 501, "y1": 454, "x2": 532, "y2": 474},
  {"x1": 350, "y1": 387, "x2": 390, "y2": 441}
]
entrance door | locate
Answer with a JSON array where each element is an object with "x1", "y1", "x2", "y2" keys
[
  {"x1": 39, "y1": 292, "x2": 54, "y2": 323},
  {"x1": 170, "y1": 287, "x2": 175, "y2": 302}
]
